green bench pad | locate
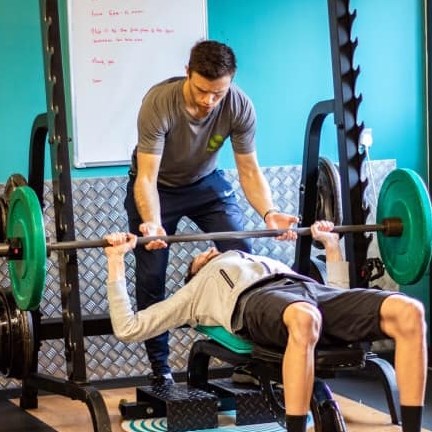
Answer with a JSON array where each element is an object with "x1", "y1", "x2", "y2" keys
[{"x1": 195, "y1": 325, "x2": 253, "y2": 354}]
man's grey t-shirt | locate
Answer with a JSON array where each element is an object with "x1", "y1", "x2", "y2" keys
[{"x1": 130, "y1": 77, "x2": 256, "y2": 187}]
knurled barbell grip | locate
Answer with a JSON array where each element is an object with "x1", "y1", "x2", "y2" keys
[
  {"x1": 46, "y1": 220, "x2": 399, "y2": 251},
  {"x1": 47, "y1": 224, "x2": 387, "y2": 250},
  {"x1": 0, "y1": 218, "x2": 402, "y2": 257},
  {"x1": 47, "y1": 230, "x2": 290, "y2": 251}
]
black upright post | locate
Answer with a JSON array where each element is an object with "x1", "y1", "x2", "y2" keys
[
  {"x1": 38, "y1": 0, "x2": 86, "y2": 384},
  {"x1": 326, "y1": 0, "x2": 371, "y2": 287},
  {"x1": 295, "y1": 100, "x2": 334, "y2": 276},
  {"x1": 19, "y1": 1, "x2": 112, "y2": 430}
]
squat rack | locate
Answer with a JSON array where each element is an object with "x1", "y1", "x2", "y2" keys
[
  {"x1": 17, "y1": 0, "x2": 373, "y2": 431},
  {"x1": 294, "y1": 0, "x2": 371, "y2": 287}
]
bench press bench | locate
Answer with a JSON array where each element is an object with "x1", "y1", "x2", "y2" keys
[
  {"x1": 120, "y1": 323, "x2": 400, "y2": 432},
  {"x1": 187, "y1": 325, "x2": 400, "y2": 432},
  {"x1": 119, "y1": 255, "x2": 401, "y2": 431}
]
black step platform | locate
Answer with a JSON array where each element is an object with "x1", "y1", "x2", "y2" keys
[
  {"x1": 206, "y1": 377, "x2": 280, "y2": 425},
  {"x1": 119, "y1": 383, "x2": 218, "y2": 432}
]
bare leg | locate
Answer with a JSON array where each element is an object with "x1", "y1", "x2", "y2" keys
[
  {"x1": 282, "y1": 301, "x2": 322, "y2": 414},
  {"x1": 379, "y1": 295, "x2": 427, "y2": 406}
]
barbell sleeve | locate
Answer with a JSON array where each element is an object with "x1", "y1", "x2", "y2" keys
[{"x1": 0, "y1": 244, "x2": 9, "y2": 256}]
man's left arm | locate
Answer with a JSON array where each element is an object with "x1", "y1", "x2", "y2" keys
[
  {"x1": 234, "y1": 151, "x2": 298, "y2": 231},
  {"x1": 311, "y1": 221, "x2": 349, "y2": 288}
]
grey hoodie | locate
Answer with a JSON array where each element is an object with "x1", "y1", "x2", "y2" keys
[{"x1": 107, "y1": 250, "x2": 349, "y2": 343}]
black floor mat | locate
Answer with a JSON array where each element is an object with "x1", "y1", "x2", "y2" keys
[
  {"x1": 0, "y1": 400, "x2": 55, "y2": 432},
  {"x1": 327, "y1": 371, "x2": 432, "y2": 429}
]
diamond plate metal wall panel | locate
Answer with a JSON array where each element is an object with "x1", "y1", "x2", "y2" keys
[{"x1": 0, "y1": 161, "x2": 396, "y2": 389}]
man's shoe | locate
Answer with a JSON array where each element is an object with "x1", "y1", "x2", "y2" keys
[
  {"x1": 148, "y1": 372, "x2": 175, "y2": 386},
  {"x1": 231, "y1": 364, "x2": 260, "y2": 386}
]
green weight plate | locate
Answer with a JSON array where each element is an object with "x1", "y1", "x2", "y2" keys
[
  {"x1": 377, "y1": 169, "x2": 432, "y2": 285},
  {"x1": 6, "y1": 186, "x2": 46, "y2": 310}
]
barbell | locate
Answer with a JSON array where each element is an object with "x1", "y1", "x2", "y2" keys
[{"x1": 2, "y1": 168, "x2": 432, "y2": 311}]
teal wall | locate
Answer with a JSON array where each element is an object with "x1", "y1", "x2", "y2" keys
[
  {"x1": 0, "y1": 1, "x2": 429, "y2": 329},
  {"x1": 209, "y1": 0, "x2": 427, "y2": 176},
  {"x1": 0, "y1": 1, "x2": 45, "y2": 173},
  {"x1": 0, "y1": 1, "x2": 427, "y2": 178}
]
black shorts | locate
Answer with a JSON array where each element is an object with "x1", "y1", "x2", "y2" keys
[{"x1": 238, "y1": 282, "x2": 399, "y2": 349}]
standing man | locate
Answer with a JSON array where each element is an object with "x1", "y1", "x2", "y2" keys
[{"x1": 124, "y1": 40, "x2": 298, "y2": 384}]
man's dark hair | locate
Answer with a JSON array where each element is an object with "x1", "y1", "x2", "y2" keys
[{"x1": 188, "y1": 40, "x2": 237, "y2": 79}]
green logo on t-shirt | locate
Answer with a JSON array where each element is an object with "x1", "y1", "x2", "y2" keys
[{"x1": 207, "y1": 134, "x2": 224, "y2": 152}]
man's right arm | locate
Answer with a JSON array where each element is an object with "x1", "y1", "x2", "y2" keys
[
  {"x1": 135, "y1": 152, "x2": 162, "y2": 223},
  {"x1": 104, "y1": 233, "x2": 196, "y2": 342},
  {"x1": 134, "y1": 151, "x2": 167, "y2": 248}
]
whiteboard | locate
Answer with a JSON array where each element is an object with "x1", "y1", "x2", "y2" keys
[{"x1": 67, "y1": 0, "x2": 207, "y2": 168}]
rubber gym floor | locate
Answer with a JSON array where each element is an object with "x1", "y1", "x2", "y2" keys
[{"x1": 0, "y1": 368, "x2": 431, "y2": 432}]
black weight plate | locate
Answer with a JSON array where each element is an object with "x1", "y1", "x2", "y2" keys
[
  {"x1": 0, "y1": 196, "x2": 7, "y2": 242},
  {"x1": 314, "y1": 157, "x2": 343, "y2": 249},
  {"x1": 4, "y1": 173, "x2": 28, "y2": 203}
]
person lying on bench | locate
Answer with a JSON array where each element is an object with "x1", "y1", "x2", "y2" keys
[{"x1": 104, "y1": 221, "x2": 426, "y2": 432}]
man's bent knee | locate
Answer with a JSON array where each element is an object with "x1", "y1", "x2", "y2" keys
[
  {"x1": 283, "y1": 302, "x2": 321, "y2": 347},
  {"x1": 381, "y1": 295, "x2": 426, "y2": 340}
]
